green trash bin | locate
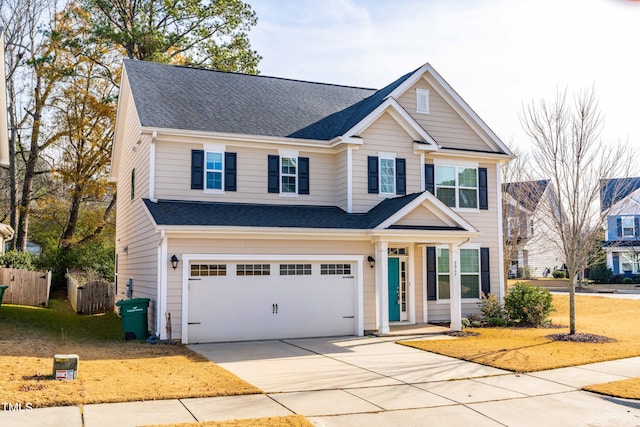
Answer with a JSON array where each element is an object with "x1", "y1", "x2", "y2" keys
[
  {"x1": 115, "y1": 298, "x2": 150, "y2": 341},
  {"x1": 0, "y1": 285, "x2": 8, "y2": 307}
]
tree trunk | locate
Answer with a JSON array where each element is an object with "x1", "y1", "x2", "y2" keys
[
  {"x1": 7, "y1": 79, "x2": 18, "y2": 249},
  {"x1": 60, "y1": 185, "x2": 83, "y2": 248},
  {"x1": 570, "y1": 275, "x2": 577, "y2": 335},
  {"x1": 15, "y1": 107, "x2": 42, "y2": 251}
]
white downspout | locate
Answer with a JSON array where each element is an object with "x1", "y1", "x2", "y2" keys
[
  {"x1": 157, "y1": 230, "x2": 168, "y2": 339},
  {"x1": 347, "y1": 147, "x2": 353, "y2": 213},
  {"x1": 149, "y1": 130, "x2": 158, "y2": 203}
]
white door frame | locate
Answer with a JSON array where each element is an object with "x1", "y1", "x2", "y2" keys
[{"x1": 180, "y1": 253, "x2": 364, "y2": 344}]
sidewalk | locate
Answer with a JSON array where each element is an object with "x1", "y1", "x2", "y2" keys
[{"x1": 2, "y1": 344, "x2": 640, "y2": 426}]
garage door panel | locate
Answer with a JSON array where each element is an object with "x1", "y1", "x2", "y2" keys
[{"x1": 187, "y1": 261, "x2": 356, "y2": 343}]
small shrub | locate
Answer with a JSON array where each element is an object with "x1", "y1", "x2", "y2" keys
[
  {"x1": 479, "y1": 293, "x2": 506, "y2": 321},
  {"x1": 488, "y1": 317, "x2": 508, "y2": 327},
  {"x1": 552, "y1": 270, "x2": 566, "y2": 279},
  {"x1": 518, "y1": 266, "x2": 533, "y2": 280},
  {"x1": 504, "y1": 281, "x2": 555, "y2": 327},
  {"x1": 588, "y1": 263, "x2": 613, "y2": 284},
  {"x1": 0, "y1": 250, "x2": 37, "y2": 270},
  {"x1": 471, "y1": 320, "x2": 482, "y2": 328},
  {"x1": 461, "y1": 318, "x2": 471, "y2": 328},
  {"x1": 622, "y1": 277, "x2": 633, "y2": 284}
]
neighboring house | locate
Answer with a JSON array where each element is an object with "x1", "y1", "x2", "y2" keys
[
  {"x1": 0, "y1": 224, "x2": 13, "y2": 255},
  {"x1": 601, "y1": 177, "x2": 640, "y2": 276},
  {"x1": 0, "y1": 27, "x2": 11, "y2": 251},
  {"x1": 0, "y1": 27, "x2": 9, "y2": 167},
  {"x1": 503, "y1": 180, "x2": 564, "y2": 278},
  {"x1": 110, "y1": 60, "x2": 514, "y2": 344}
]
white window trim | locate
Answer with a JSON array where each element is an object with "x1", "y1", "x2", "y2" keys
[
  {"x1": 435, "y1": 244, "x2": 482, "y2": 302},
  {"x1": 459, "y1": 247, "x2": 481, "y2": 300},
  {"x1": 278, "y1": 149, "x2": 299, "y2": 197},
  {"x1": 203, "y1": 144, "x2": 226, "y2": 194},
  {"x1": 621, "y1": 216, "x2": 635, "y2": 238},
  {"x1": 280, "y1": 156, "x2": 299, "y2": 197},
  {"x1": 416, "y1": 88, "x2": 430, "y2": 114},
  {"x1": 435, "y1": 165, "x2": 480, "y2": 210},
  {"x1": 378, "y1": 152, "x2": 396, "y2": 197}
]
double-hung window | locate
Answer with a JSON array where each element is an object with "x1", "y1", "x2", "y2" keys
[
  {"x1": 621, "y1": 216, "x2": 635, "y2": 238},
  {"x1": 436, "y1": 248, "x2": 451, "y2": 299},
  {"x1": 460, "y1": 248, "x2": 480, "y2": 299},
  {"x1": 379, "y1": 156, "x2": 396, "y2": 195},
  {"x1": 191, "y1": 149, "x2": 236, "y2": 192},
  {"x1": 435, "y1": 247, "x2": 480, "y2": 300},
  {"x1": 435, "y1": 165, "x2": 478, "y2": 209},
  {"x1": 268, "y1": 154, "x2": 309, "y2": 195},
  {"x1": 205, "y1": 152, "x2": 224, "y2": 190},
  {"x1": 281, "y1": 157, "x2": 297, "y2": 194}
]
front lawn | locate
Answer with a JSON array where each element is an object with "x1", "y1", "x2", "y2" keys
[
  {"x1": 402, "y1": 295, "x2": 640, "y2": 372},
  {"x1": 0, "y1": 300, "x2": 260, "y2": 408}
]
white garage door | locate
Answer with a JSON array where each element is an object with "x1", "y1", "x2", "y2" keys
[{"x1": 187, "y1": 261, "x2": 356, "y2": 343}]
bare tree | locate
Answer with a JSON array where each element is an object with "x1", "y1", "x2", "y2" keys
[
  {"x1": 522, "y1": 87, "x2": 635, "y2": 334},
  {"x1": 501, "y1": 149, "x2": 534, "y2": 287}
]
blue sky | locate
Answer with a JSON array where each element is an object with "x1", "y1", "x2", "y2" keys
[{"x1": 248, "y1": 0, "x2": 640, "y2": 152}]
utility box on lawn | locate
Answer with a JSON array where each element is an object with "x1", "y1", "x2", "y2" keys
[
  {"x1": 116, "y1": 298, "x2": 150, "y2": 341},
  {"x1": 53, "y1": 354, "x2": 79, "y2": 380}
]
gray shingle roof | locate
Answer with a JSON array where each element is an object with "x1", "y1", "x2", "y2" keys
[
  {"x1": 600, "y1": 177, "x2": 640, "y2": 211},
  {"x1": 143, "y1": 193, "x2": 463, "y2": 231},
  {"x1": 503, "y1": 180, "x2": 549, "y2": 211},
  {"x1": 124, "y1": 60, "x2": 416, "y2": 140}
]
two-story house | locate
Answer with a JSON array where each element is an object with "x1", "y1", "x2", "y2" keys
[
  {"x1": 110, "y1": 60, "x2": 514, "y2": 343},
  {"x1": 601, "y1": 177, "x2": 640, "y2": 276},
  {"x1": 503, "y1": 180, "x2": 564, "y2": 278}
]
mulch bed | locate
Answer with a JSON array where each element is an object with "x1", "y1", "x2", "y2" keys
[
  {"x1": 546, "y1": 333, "x2": 617, "y2": 343},
  {"x1": 446, "y1": 331, "x2": 480, "y2": 337}
]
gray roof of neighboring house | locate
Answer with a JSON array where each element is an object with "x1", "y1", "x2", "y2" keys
[
  {"x1": 503, "y1": 180, "x2": 549, "y2": 211},
  {"x1": 143, "y1": 193, "x2": 463, "y2": 231},
  {"x1": 600, "y1": 177, "x2": 640, "y2": 211},
  {"x1": 124, "y1": 59, "x2": 415, "y2": 141}
]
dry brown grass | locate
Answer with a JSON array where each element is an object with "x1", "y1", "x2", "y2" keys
[
  {"x1": 0, "y1": 338, "x2": 260, "y2": 408},
  {"x1": 0, "y1": 303, "x2": 260, "y2": 408},
  {"x1": 584, "y1": 378, "x2": 640, "y2": 399},
  {"x1": 402, "y1": 295, "x2": 640, "y2": 372},
  {"x1": 145, "y1": 415, "x2": 314, "y2": 427}
]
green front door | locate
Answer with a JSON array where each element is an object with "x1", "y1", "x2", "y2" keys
[{"x1": 388, "y1": 258, "x2": 400, "y2": 321}]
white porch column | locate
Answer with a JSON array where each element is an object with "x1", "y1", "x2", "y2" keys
[
  {"x1": 449, "y1": 243, "x2": 462, "y2": 331},
  {"x1": 375, "y1": 241, "x2": 390, "y2": 334}
]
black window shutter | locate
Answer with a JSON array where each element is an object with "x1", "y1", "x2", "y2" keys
[
  {"x1": 635, "y1": 217, "x2": 640, "y2": 238},
  {"x1": 191, "y1": 150, "x2": 204, "y2": 190},
  {"x1": 368, "y1": 156, "x2": 379, "y2": 194},
  {"x1": 298, "y1": 157, "x2": 310, "y2": 195},
  {"x1": 268, "y1": 155, "x2": 280, "y2": 193},
  {"x1": 612, "y1": 253, "x2": 620, "y2": 274},
  {"x1": 479, "y1": 167, "x2": 488, "y2": 210},
  {"x1": 617, "y1": 217, "x2": 622, "y2": 238},
  {"x1": 224, "y1": 152, "x2": 237, "y2": 191},
  {"x1": 481, "y1": 247, "x2": 491, "y2": 296},
  {"x1": 396, "y1": 158, "x2": 406, "y2": 195},
  {"x1": 426, "y1": 246, "x2": 437, "y2": 301},
  {"x1": 425, "y1": 164, "x2": 435, "y2": 194}
]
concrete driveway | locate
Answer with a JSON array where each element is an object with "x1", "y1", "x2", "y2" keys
[{"x1": 191, "y1": 336, "x2": 640, "y2": 426}]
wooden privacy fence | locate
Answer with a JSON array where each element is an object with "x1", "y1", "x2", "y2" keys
[
  {"x1": 0, "y1": 267, "x2": 51, "y2": 307},
  {"x1": 67, "y1": 273, "x2": 115, "y2": 315}
]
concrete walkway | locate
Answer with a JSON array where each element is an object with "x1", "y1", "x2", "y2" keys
[{"x1": 3, "y1": 336, "x2": 640, "y2": 426}]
